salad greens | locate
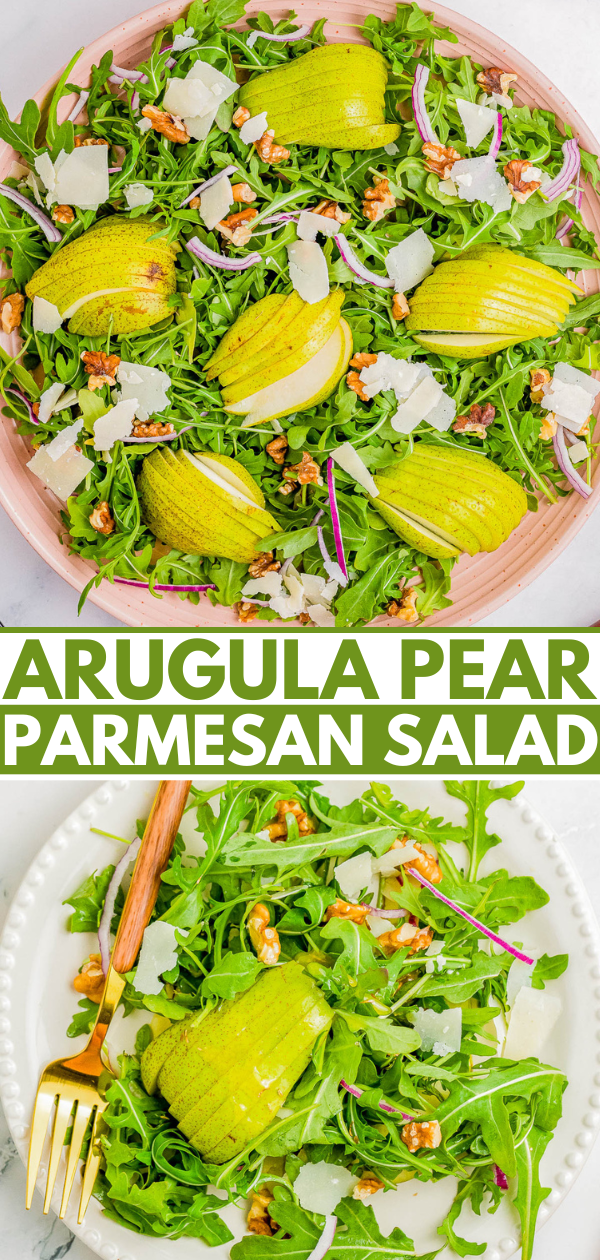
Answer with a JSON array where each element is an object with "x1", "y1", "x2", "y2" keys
[
  {"x1": 65, "y1": 779, "x2": 569, "y2": 1258},
  {"x1": 0, "y1": 2, "x2": 599, "y2": 624}
]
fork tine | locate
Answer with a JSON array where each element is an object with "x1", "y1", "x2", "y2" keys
[
  {"x1": 26, "y1": 1089, "x2": 56, "y2": 1209},
  {"x1": 59, "y1": 1099, "x2": 93, "y2": 1219},
  {"x1": 77, "y1": 1105, "x2": 105, "y2": 1225},
  {"x1": 43, "y1": 1094, "x2": 74, "y2": 1214}
]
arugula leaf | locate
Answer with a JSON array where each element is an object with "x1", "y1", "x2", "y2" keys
[
  {"x1": 437, "y1": 1177, "x2": 486, "y2": 1256},
  {"x1": 330, "y1": 1199, "x2": 437, "y2": 1260},
  {"x1": 338, "y1": 1010, "x2": 421, "y2": 1056},
  {"x1": 513, "y1": 1125, "x2": 553, "y2": 1260},
  {"x1": 66, "y1": 997, "x2": 97, "y2": 1038},
  {"x1": 201, "y1": 949, "x2": 264, "y2": 999},
  {"x1": 420, "y1": 954, "x2": 504, "y2": 1003},
  {"x1": 532, "y1": 952, "x2": 569, "y2": 988},
  {"x1": 63, "y1": 864, "x2": 115, "y2": 932},
  {"x1": 0, "y1": 92, "x2": 41, "y2": 161},
  {"x1": 320, "y1": 918, "x2": 382, "y2": 980},
  {"x1": 443, "y1": 781, "x2": 524, "y2": 880},
  {"x1": 259, "y1": 1019, "x2": 362, "y2": 1154},
  {"x1": 221, "y1": 821, "x2": 399, "y2": 873}
]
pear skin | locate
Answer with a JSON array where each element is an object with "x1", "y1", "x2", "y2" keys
[
  {"x1": 138, "y1": 454, "x2": 271, "y2": 561},
  {"x1": 205, "y1": 293, "x2": 293, "y2": 378},
  {"x1": 412, "y1": 331, "x2": 519, "y2": 358},
  {"x1": 220, "y1": 292, "x2": 345, "y2": 403},
  {"x1": 226, "y1": 319, "x2": 353, "y2": 426},
  {"x1": 374, "y1": 499, "x2": 462, "y2": 558},
  {"x1": 206, "y1": 292, "x2": 304, "y2": 381}
]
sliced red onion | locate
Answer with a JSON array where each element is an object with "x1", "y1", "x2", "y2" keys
[
  {"x1": 553, "y1": 423, "x2": 592, "y2": 498},
  {"x1": 66, "y1": 90, "x2": 89, "y2": 123},
  {"x1": 111, "y1": 63, "x2": 147, "y2": 82},
  {"x1": 131, "y1": 91, "x2": 140, "y2": 114},
  {"x1": 108, "y1": 166, "x2": 123, "y2": 174},
  {"x1": 0, "y1": 183, "x2": 61, "y2": 242},
  {"x1": 488, "y1": 111, "x2": 503, "y2": 160},
  {"x1": 306, "y1": 1215, "x2": 337, "y2": 1260},
  {"x1": 333, "y1": 234, "x2": 394, "y2": 288},
  {"x1": 556, "y1": 185, "x2": 583, "y2": 239},
  {"x1": 406, "y1": 868, "x2": 534, "y2": 964},
  {"x1": 113, "y1": 577, "x2": 217, "y2": 593},
  {"x1": 543, "y1": 138, "x2": 580, "y2": 202},
  {"x1": 259, "y1": 212, "x2": 300, "y2": 226},
  {"x1": 179, "y1": 165, "x2": 238, "y2": 208},
  {"x1": 123, "y1": 425, "x2": 193, "y2": 443},
  {"x1": 326, "y1": 458, "x2": 348, "y2": 582},
  {"x1": 341, "y1": 1079, "x2": 414, "y2": 1121},
  {"x1": 412, "y1": 64, "x2": 438, "y2": 145},
  {"x1": 165, "y1": 56, "x2": 177, "y2": 69},
  {"x1": 97, "y1": 837, "x2": 141, "y2": 973},
  {"x1": 5, "y1": 386, "x2": 38, "y2": 424},
  {"x1": 317, "y1": 525, "x2": 347, "y2": 587},
  {"x1": 311, "y1": 508, "x2": 324, "y2": 525},
  {"x1": 494, "y1": 1166, "x2": 509, "y2": 1190},
  {"x1": 360, "y1": 903, "x2": 407, "y2": 918},
  {"x1": 248, "y1": 24, "x2": 311, "y2": 44},
  {"x1": 186, "y1": 235, "x2": 261, "y2": 271}
]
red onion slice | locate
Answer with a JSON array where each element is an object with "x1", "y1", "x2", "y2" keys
[
  {"x1": 406, "y1": 867, "x2": 534, "y2": 964},
  {"x1": 5, "y1": 386, "x2": 39, "y2": 424},
  {"x1": 0, "y1": 183, "x2": 61, "y2": 243},
  {"x1": 494, "y1": 1165, "x2": 509, "y2": 1190},
  {"x1": 333, "y1": 234, "x2": 394, "y2": 288},
  {"x1": 247, "y1": 24, "x2": 311, "y2": 44},
  {"x1": 317, "y1": 524, "x2": 347, "y2": 587},
  {"x1": 488, "y1": 111, "x2": 503, "y2": 160},
  {"x1": 552, "y1": 422, "x2": 592, "y2": 498},
  {"x1": 360, "y1": 903, "x2": 407, "y2": 918},
  {"x1": 111, "y1": 63, "x2": 147, "y2": 82},
  {"x1": 186, "y1": 235, "x2": 261, "y2": 271},
  {"x1": 66, "y1": 90, "x2": 89, "y2": 123},
  {"x1": 97, "y1": 837, "x2": 141, "y2": 973},
  {"x1": 306, "y1": 1216, "x2": 337, "y2": 1260},
  {"x1": 179, "y1": 165, "x2": 238, "y2": 208},
  {"x1": 113, "y1": 577, "x2": 217, "y2": 593},
  {"x1": 543, "y1": 138, "x2": 581, "y2": 202},
  {"x1": 556, "y1": 185, "x2": 583, "y2": 239},
  {"x1": 411, "y1": 64, "x2": 438, "y2": 145},
  {"x1": 341, "y1": 1079, "x2": 414, "y2": 1121},
  {"x1": 326, "y1": 461, "x2": 348, "y2": 583}
]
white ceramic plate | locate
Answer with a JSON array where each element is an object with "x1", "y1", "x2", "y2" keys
[{"x1": 0, "y1": 779, "x2": 599, "y2": 1260}]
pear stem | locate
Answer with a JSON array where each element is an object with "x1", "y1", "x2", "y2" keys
[{"x1": 497, "y1": 388, "x2": 558, "y2": 505}]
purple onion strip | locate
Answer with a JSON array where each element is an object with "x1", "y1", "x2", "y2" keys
[
  {"x1": 248, "y1": 24, "x2": 311, "y2": 43},
  {"x1": 186, "y1": 235, "x2": 261, "y2": 272},
  {"x1": 360, "y1": 903, "x2": 407, "y2": 918},
  {"x1": 5, "y1": 386, "x2": 38, "y2": 424},
  {"x1": 0, "y1": 183, "x2": 61, "y2": 242},
  {"x1": 556, "y1": 185, "x2": 583, "y2": 239},
  {"x1": 97, "y1": 837, "x2": 142, "y2": 974},
  {"x1": 411, "y1": 64, "x2": 438, "y2": 145},
  {"x1": 179, "y1": 165, "x2": 238, "y2": 207},
  {"x1": 494, "y1": 1165, "x2": 509, "y2": 1191},
  {"x1": 543, "y1": 138, "x2": 581, "y2": 202},
  {"x1": 306, "y1": 1216, "x2": 337, "y2": 1260},
  {"x1": 488, "y1": 111, "x2": 503, "y2": 160},
  {"x1": 552, "y1": 422, "x2": 592, "y2": 498},
  {"x1": 334, "y1": 233, "x2": 394, "y2": 288},
  {"x1": 341, "y1": 1079, "x2": 415, "y2": 1121},
  {"x1": 113, "y1": 578, "x2": 218, "y2": 593},
  {"x1": 407, "y1": 867, "x2": 535, "y2": 963},
  {"x1": 327, "y1": 458, "x2": 348, "y2": 580}
]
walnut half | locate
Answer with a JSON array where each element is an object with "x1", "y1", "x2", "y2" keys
[
  {"x1": 401, "y1": 1120, "x2": 442, "y2": 1152},
  {"x1": 248, "y1": 903, "x2": 281, "y2": 965}
]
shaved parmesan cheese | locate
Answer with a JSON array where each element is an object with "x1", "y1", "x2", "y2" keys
[
  {"x1": 334, "y1": 851, "x2": 373, "y2": 901},
  {"x1": 38, "y1": 383, "x2": 67, "y2": 425},
  {"x1": 182, "y1": 61, "x2": 238, "y2": 141},
  {"x1": 117, "y1": 360, "x2": 172, "y2": 421},
  {"x1": 33, "y1": 295, "x2": 63, "y2": 334},
  {"x1": 306, "y1": 603, "x2": 335, "y2": 627},
  {"x1": 503, "y1": 986, "x2": 561, "y2": 1060},
  {"x1": 451, "y1": 156, "x2": 512, "y2": 212},
  {"x1": 172, "y1": 26, "x2": 199, "y2": 51},
  {"x1": 541, "y1": 379, "x2": 593, "y2": 429},
  {"x1": 287, "y1": 240, "x2": 329, "y2": 304},
  {"x1": 34, "y1": 151, "x2": 56, "y2": 192},
  {"x1": 506, "y1": 957, "x2": 535, "y2": 1009},
  {"x1": 46, "y1": 418, "x2": 83, "y2": 462},
  {"x1": 331, "y1": 442, "x2": 379, "y2": 497},
  {"x1": 359, "y1": 354, "x2": 421, "y2": 400},
  {"x1": 93, "y1": 398, "x2": 138, "y2": 450},
  {"x1": 492, "y1": 91, "x2": 513, "y2": 110},
  {"x1": 385, "y1": 228, "x2": 435, "y2": 292},
  {"x1": 297, "y1": 210, "x2": 339, "y2": 242},
  {"x1": 242, "y1": 571, "x2": 284, "y2": 599},
  {"x1": 372, "y1": 844, "x2": 420, "y2": 875},
  {"x1": 53, "y1": 388, "x2": 78, "y2": 413},
  {"x1": 135, "y1": 921, "x2": 180, "y2": 995},
  {"x1": 424, "y1": 389, "x2": 457, "y2": 433},
  {"x1": 384, "y1": 141, "x2": 399, "y2": 156},
  {"x1": 438, "y1": 178, "x2": 458, "y2": 197},
  {"x1": 568, "y1": 438, "x2": 588, "y2": 464},
  {"x1": 366, "y1": 914, "x2": 397, "y2": 937},
  {"x1": 413, "y1": 1006, "x2": 462, "y2": 1054},
  {"x1": 424, "y1": 939, "x2": 446, "y2": 973},
  {"x1": 102, "y1": 1005, "x2": 154, "y2": 1075},
  {"x1": 163, "y1": 76, "x2": 216, "y2": 120},
  {"x1": 456, "y1": 98, "x2": 498, "y2": 148},
  {"x1": 137, "y1": 117, "x2": 153, "y2": 133},
  {"x1": 51, "y1": 145, "x2": 109, "y2": 210},
  {"x1": 240, "y1": 111, "x2": 268, "y2": 144},
  {"x1": 200, "y1": 174, "x2": 233, "y2": 230},
  {"x1": 553, "y1": 360, "x2": 600, "y2": 398},
  {"x1": 392, "y1": 375, "x2": 444, "y2": 433},
  {"x1": 125, "y1": 182, "x2": 153, "y2": 208},
  {"x1": 27, "y1": 443, "x2": 93, "y2": 501},
  {"x1": 295, "y1": 1161, "x2": 358, "y2": 1215}
]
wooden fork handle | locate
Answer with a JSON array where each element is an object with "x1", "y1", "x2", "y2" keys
[{"x1": 111, "y1": 780, "x2": 192, "y2": 975}]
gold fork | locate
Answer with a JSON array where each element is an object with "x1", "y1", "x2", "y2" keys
[{"x1": 26, "y1": 778, "x2": 192, "y2": 1224}]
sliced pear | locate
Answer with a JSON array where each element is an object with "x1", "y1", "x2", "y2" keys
[
  {"x1": 375, "y1": 499, "x2": 462, "y2": 559},
  {"x1": 463, "y1": 245, "x2": 581, "y2": 292},
  {"x1": 412, "y1": 332, "x2": 523, "y2": 358},
  {"x1": 205, "y1": 293, "x2": 293, "y2": 378},
  {"x1": 220, "y1": 291, "x2": 345, "y2": 403},
  {"x1": 226, "y1": 318, "x2": 352, "y2": 426},
  {"x1": 410, "y1": 283, "x2": 571, "y2": 325}
]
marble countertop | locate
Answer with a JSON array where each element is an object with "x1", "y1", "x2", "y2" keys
[
  {"x1": 1, "y1": 777, "x2": 599, "y2": 1260},
  {"x1": 1, "y1": 0, "x2": 600, "y2": 626}
]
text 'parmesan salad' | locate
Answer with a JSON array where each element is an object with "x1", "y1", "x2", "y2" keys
[
  {"x1": 1, "y1": 1, "x2": 599, "y2": 625},
  {"x1": 64, "y1": 778, "x2": 568, "y2": 1258}
]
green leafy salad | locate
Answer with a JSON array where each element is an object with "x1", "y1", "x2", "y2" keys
[
  {"x1": 65, "y1": 779, "x2": 569, "y2": 1258},
  {"x1": 1, "y1": 1, "x2": 599, "y2": 626}
]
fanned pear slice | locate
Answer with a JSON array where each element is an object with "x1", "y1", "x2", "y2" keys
[
  {"x1": 412, "y1": 332, "x2": 525, "y2": 358},
  {"x1": 205, "y1": 293, "x2": 292, "y2": 378},
  {"x1": 408, "y1": 445, "x2": 527, "y2": 522},
  {"x1": 206, "y1": 292, "x2": 304, "y2": 381},
  {"x1": 226, "y1": 319, "x2": 353, "y2": 426},
  {"x1": 422, "y1": 262, "x2": 577, "y2": 307},
  {"x1": 385, "y1": 467, "x2": 508, "y2": 551},
  {"x1": 220, "y1": 291, "x2": 345, "y2": 403},
  {"x1": 410, "y1": 282, "x2": 572, "y2": 324},
  {"x1": 462, "y1": 244, "x2": 582, "y2": 292},
  {"x1": 374, "y1": 500, "x2": 462, "y2": 559},
  {"x1": 275, "y1": 122, "x2": 401, "y2": 151}
]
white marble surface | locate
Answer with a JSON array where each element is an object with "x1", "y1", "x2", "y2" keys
[
  {"x1": 0, "y1": 777, "x2": 599, "y2": 1259},
  {"x1": 0, "y1": 0, "x2": 600, "y2": 625}
]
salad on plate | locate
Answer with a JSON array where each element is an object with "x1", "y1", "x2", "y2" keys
[
  {"x1": 1, "y1": 1, "x2": 600, "y2": 625},
  {"x1": 64, "y1": 778, "x2": 568, "y2": 1257}
]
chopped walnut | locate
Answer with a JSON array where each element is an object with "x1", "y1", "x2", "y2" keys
[
  {"x1": 188, "y1": 196, "x2": 201, "y2": 209},
  {"x1": 74, "y1": 135, "x2": 110, "y2": 147},
  {"x1": 247, "y1": 1188, "x2": 274, "y2": 1236},
  {"x1": 378, "y1": 923, "x2": 433, "y2": 954},
  {"x1": 452, "y1": 401, "x2": 496, "y2": 439},
  {"x1": 82, "y1": 349, "x2": 121, "y2": 391},
  {"x1": 422, "y1": 142, "x2": 462, "y2": 179},
  {"x1": 504, "y1": 159, "x2": 541, "y2": 203},
  {"x1": 394, "y1": 837, "x2": 442, "y2": 884},
  {"x1": 234, "y1": 600, "x2": 259, "y2": 623},
  {"x1": 254, "y1": 129, "x2": 290, "y2": 165},
  {"x1": 219, "y1": 207, "x2": 258, "y2": 247},
  {"x1": 349, "y1": 351, "x2": 378, "y2": 371},
  {"x1": 247, "y1": 550, "x2": 281, "y2": 579},
  {"x1": 325, "y1": 898, "x2": 370, "y2": 924},
  {"x1": 392, "y1": 292, "x2": 410, "y2": 321},
  {"x1": 141, "y1": 104, "x2": 190, "y2": 144},
  {"x1": 281, "y1": 451, "x2": 322, "y2": 488},
  {"x1": 346, "y1": 371, "x2": 370, "y2": 402},
  {"x1": 387, "y1": 586, "x2": 419, "y2": 625},
  {"x1": 231, "y1": 182, "x2": 256, "y2": 204},
  {"x1": 131, "y1": 420, "x2": 175, "y2": 438},
  {"x1": 73, "y1": 953, "x2": 105, "y2": 1003},
  {"x1": 52, "y1": 204, "x2": 75, "y2": 224},
  {"x1": 0, "y1": 292, "x2": 24, "y2": 334},
  {"x1": 265, "y1": 798, "x2": 316, "y2": 841},
  {"x1": 363, "y1": 176, "x2": 396, "y2": 222},
  {"x1": 530, "y1": 367, "x2": 552, "y2": 404},
  {"x1": 248, "y1": 903, "x2": 281, "y2": 965},
  {"x1": 233, "y1": 106, "x2": 251, "y2": 128},
  {"x1": 476, "y1": 67, "x2": 518, "y2": 97},
  {"x1": 89, "y1": 501, "x2": 115, "y2": 535},
  {"x1": 313, "y1": 198, "x2": 351, "y2": 224},
  {"x1": 401, "y1": 1120, "x2": 442, "y2": 1152},
  {"x1": 298, "y1": 611, "x2": 311, "y2": 626},
  {"x1": 266, "y1": 434, "x2": 289, "y2": 464},
  {"x1": 352, "y1": 1172, "x2": 385, "y2": 1200},
  {"x1": 539, "y1": 414, "x2": 558, "y2": 440}
]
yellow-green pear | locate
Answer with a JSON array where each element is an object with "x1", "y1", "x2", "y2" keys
[{"x1": 25, "y1": 217, "x2": 178, "y2": 334}]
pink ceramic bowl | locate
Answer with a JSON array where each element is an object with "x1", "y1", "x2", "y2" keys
[{"x1": 1, "y1": 0, "x2": 599, "y2": 628}]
